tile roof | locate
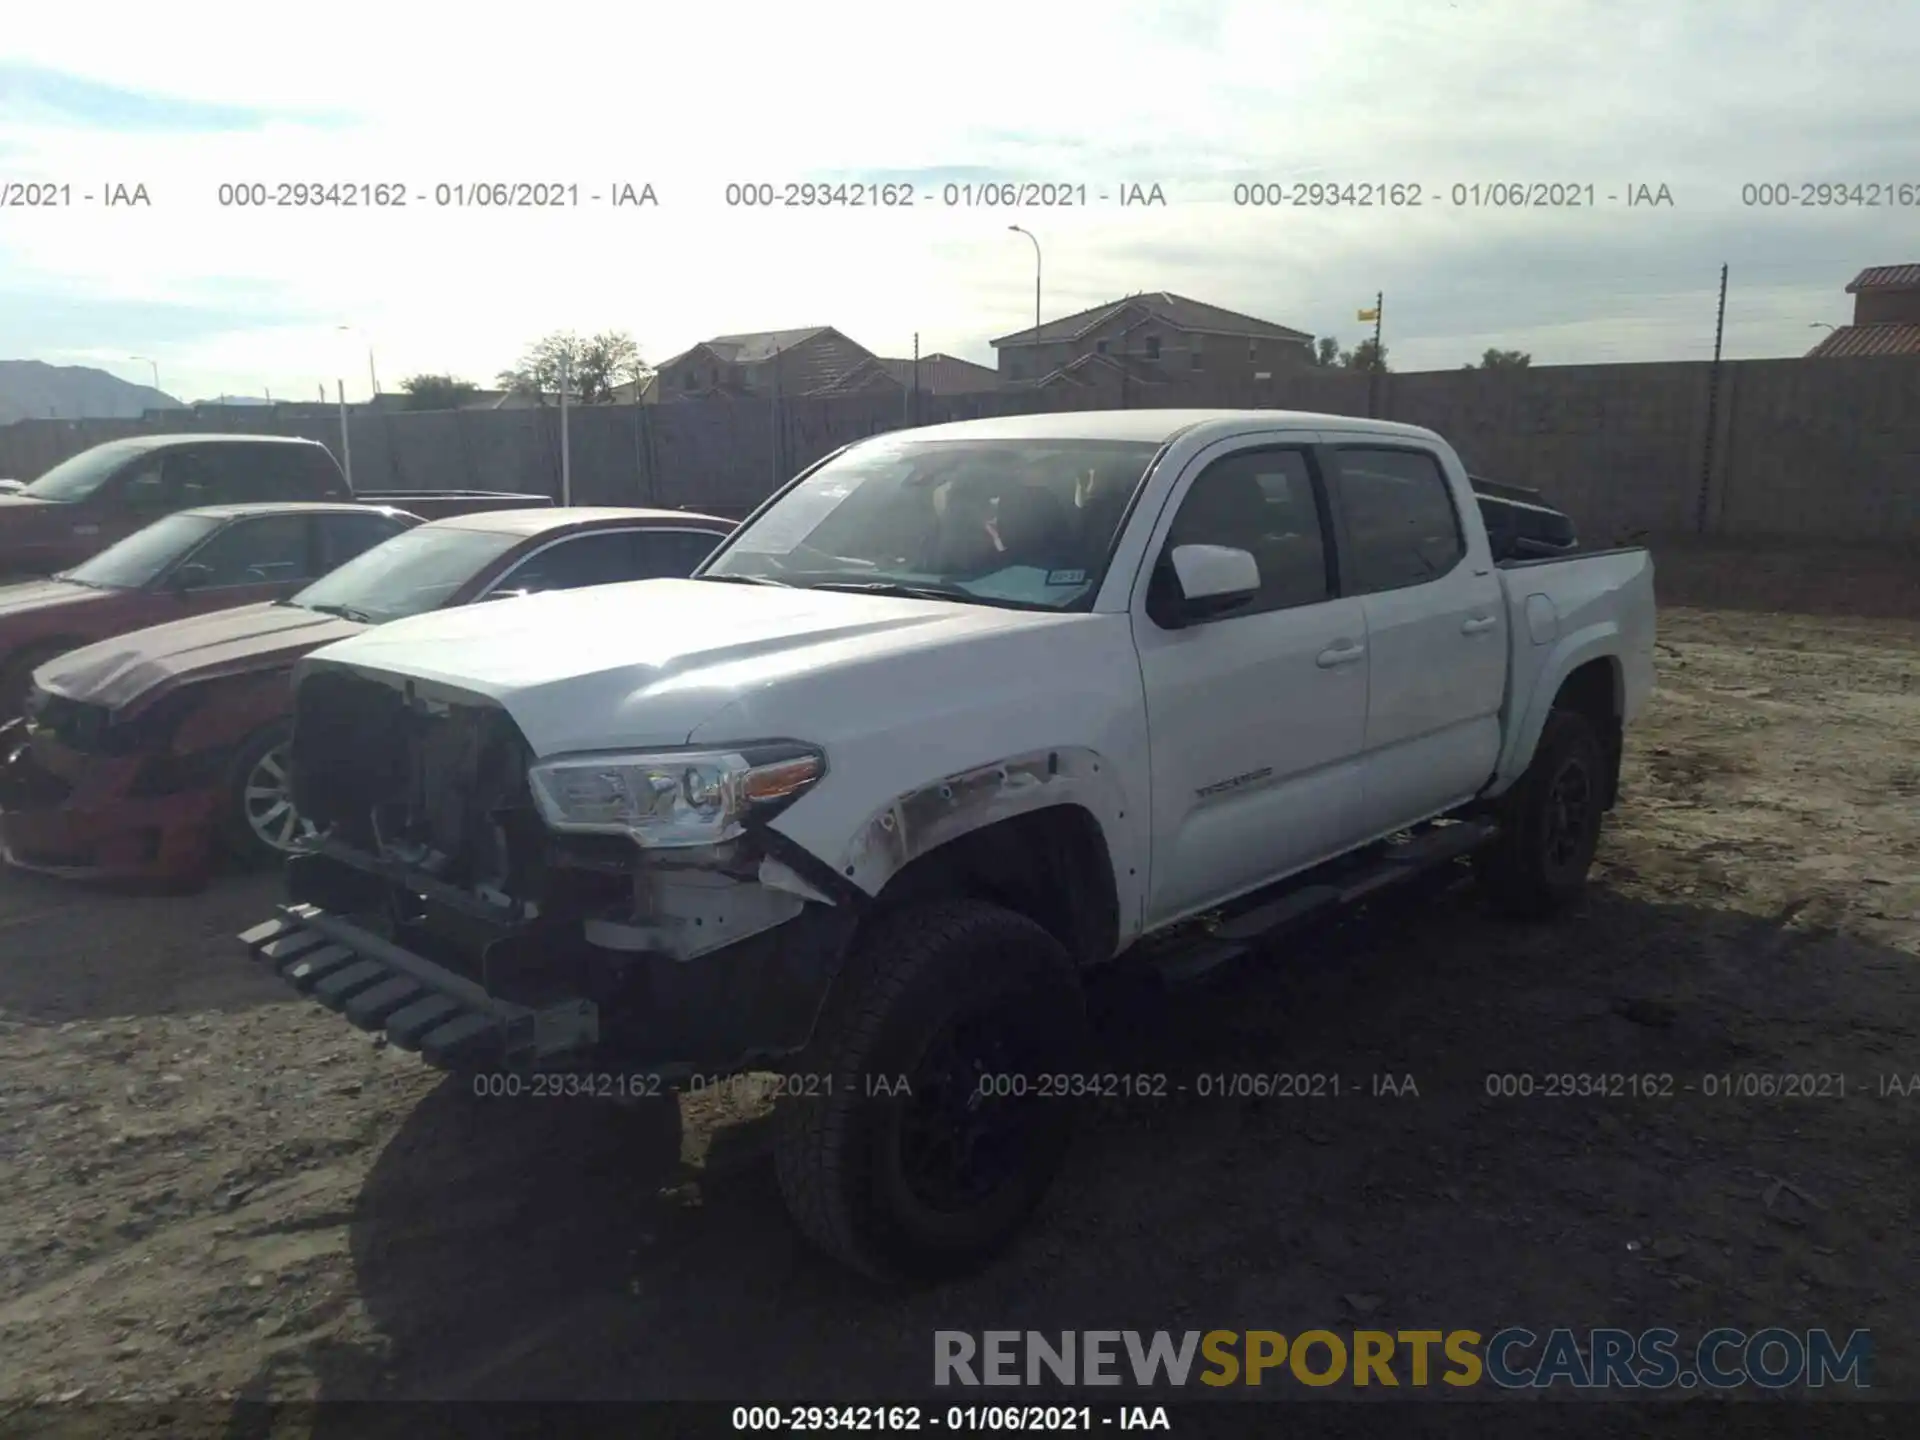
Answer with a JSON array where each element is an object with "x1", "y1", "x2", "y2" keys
[
  {"x1": 703, "y1": 327, "x2": 836, "y2": 363},
  {"x1": 802, "y1": 353, "x2": 1002, "y2": 397},
  {"x1": 1006, "y1": 351, "x2": 1174, "y2": 390},
  {"x1": 654, "y1": 327, "x2": 837, "y2": 371},
  {"x1": 657, "y1": 327, "x2": 878, "y2": 397},
  {"x1": 1846, "y1": 264, "x2": 1920, "y2": 293},
  {"x1": 878, "y1": 353, "x2": 1002, "y2": 394},
  {"x1": 990, "y1": 291, "x2": 1311, "y2": 347},
  {"x1": 1805, "y1": 323, "x2": 1920, "y2": 358}
]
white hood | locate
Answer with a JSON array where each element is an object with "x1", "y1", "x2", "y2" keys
[{"x1": 298, "y1": 577, "x2": 1084, "y2": 755}]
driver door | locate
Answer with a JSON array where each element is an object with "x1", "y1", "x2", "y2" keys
[{"x1": 1131, "y1": 437, "x2": 1372, "y2": 928}]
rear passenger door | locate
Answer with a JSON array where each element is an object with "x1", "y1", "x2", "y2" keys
[
  {"x1": 1132, "y1": 439, "x2": 1372, "y2": 927},
  {"x1": 1322, "y1": 442, "x2": 1507, "y2": 835}
]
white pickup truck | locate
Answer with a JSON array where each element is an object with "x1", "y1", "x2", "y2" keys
[{"x1": 238, "y1": 409, "x2": 1655, "y2": 1283}]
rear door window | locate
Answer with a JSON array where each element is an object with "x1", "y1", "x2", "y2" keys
[
  {"x1": 494, "y1": 531, "x2": 643, "y2": 594},
  {"x1": 631, "y1": 528, "x2": 729, "y2": 578},
  {"x1": 1328, "y1": 448, "x2": 1467, "y2": 593},
  {"x1": 316, "y1": 511, "x2": 414, "y2": 570}
]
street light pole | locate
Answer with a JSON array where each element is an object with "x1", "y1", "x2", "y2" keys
[
  {"x1": 559, "y1": 353, "x2": 572, "y2": 506},
  {"x1": 1008, "y1": 225, "x2": 1041, "y2": 376},
  {"x1": 336, "y1": 325, "x2": 380, "y2": 402},
  {"x1": 129, "y1": 355, "x2": 159, "y2": 391}
]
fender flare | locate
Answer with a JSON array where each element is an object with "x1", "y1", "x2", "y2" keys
[{"x1": 1489, "y1": 623, "x2": 1624, "y2": 795}]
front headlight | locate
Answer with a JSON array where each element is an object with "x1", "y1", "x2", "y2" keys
[{"x1": 526, "y1": 742, "x2": 824, "y2": 848}]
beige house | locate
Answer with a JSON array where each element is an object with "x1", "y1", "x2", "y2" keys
[
  {"x1": 989, "y1": 291, "x2": 1314, "y2": 392},
  {"x1": 652, "y1": 327, "x2": 879, "y2": 400},
  {"x1": 1805, "y1": 264, "x2": 1920, "y2": 358}
]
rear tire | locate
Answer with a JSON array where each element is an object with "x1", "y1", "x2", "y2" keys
[
  {"x1": 219, "y1": 722, "x2": 314, "y2": 866},
  {"x1": 1476, "y1": 708, "x2": 1609, "y2": 918},
  {"x1": 774, "y1": 899, "x2": 1088, "y2": 1284}
]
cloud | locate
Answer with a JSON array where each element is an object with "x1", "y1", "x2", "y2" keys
[{"x1": 0, "y1": 0, "x2": 1915, "y2": 399}]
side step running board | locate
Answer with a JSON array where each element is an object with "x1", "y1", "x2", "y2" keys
[{"x1": 1148, "y1": 819, "x2": 1499, "y2": 987}]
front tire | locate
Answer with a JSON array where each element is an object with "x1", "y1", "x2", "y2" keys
[
  {"x1": 1476, "y1": 708, "x2": 1609, "y2": 918},
  {"x1": 219, "y1": 722, "x2": 314, "y2": 865},
  {"x1": 774, "y1": 899, "x2": 1088, "y2": 1283}
]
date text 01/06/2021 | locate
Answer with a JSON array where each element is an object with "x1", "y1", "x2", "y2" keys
[
  {"x1": 731, "y1": 1405, "x2": 1171, "y2": 1432},
  {"x1": 209, "y1": 181, "x2": 658, "y2": 208},
  {"x1": 720, "y1": 182, "x2": 1168, "y2": 208},
  {"x1": 466, "y1": 1071, "x2": 1424, "y2": 1101}
]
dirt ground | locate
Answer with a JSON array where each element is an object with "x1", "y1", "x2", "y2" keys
[{"x1": 1, "y1": 565, "x2": 1917, "y2": 1413}]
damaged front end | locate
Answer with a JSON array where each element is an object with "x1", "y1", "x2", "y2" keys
[{"x1": 238, "y1": 666, "x2": 857, "y2": 1078}]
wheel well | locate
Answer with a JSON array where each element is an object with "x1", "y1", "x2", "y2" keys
[
  {"x1": 865, "y1": 804, "x2": 1120, "y2": 968},
  {"x1": 1551, "y1": 657, "x2": 1623, "y2": 807}
]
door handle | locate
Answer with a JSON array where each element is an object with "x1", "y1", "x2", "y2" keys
[
  {"x1": 1316, "y1": 642, "x2": 1366, "y2": 668},
  {"x1": 1462, "y1": 615, "x2": 1498, "y2": 634}
]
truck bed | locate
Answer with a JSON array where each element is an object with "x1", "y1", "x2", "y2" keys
[{"x1": 1492, "y1": 545, "x2": 1657, "y2": 792}]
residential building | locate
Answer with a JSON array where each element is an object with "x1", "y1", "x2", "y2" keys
[
  {"x1": 652, "y1": 327, "x2": 878, "y2": 400},
  {"x1": 610, "y1": 375, "x2": 661, "y2": 404},
  {"x1": 988, "y1": 291, "x2": 1315, "y2": 391},
  {"x1": 811, "y1": 352, "x2": 1002, "y2": 398},
  {"x1": 1805, "y1": 265, "x2": 1920, "y2": 357}
]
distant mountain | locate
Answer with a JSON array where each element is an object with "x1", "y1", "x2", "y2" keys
[{"x1": 0, "y1": 360, "x2": 181, "y2": 424}]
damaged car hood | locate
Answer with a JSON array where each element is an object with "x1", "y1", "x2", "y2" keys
[
  {"x1": 37, "y1": 601, "x2": 366, "y2": 712},
  {"x1": 299, "y1": 577, "x2": 1088, "y2": 755}
]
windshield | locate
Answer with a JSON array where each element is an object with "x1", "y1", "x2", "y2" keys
[
  {"x1": 60, "y1": 513, "x2": 222, "y2": 589},
  {"x1": 701, "y1": 436, "x2": 1161, "y2": 610},
  {"x1": 288, "y1": 524, "x2": 523, "y2": 624},
  {"x1": 21, "y1": 446, "x2": 140, "y2": 502}
]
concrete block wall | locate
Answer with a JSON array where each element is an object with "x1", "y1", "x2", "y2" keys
[{"x1": 4, "y1": 357, "x2": 1916, "y2": 546}]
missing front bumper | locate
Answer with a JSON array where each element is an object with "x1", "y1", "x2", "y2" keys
[{"x1": 239, "y1": 875, "x2": 861, "y2": 1077}]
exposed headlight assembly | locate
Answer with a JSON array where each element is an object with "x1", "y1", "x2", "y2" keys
[{"x1": 527, "y1": 742, "x2": 824, "y2": 848}]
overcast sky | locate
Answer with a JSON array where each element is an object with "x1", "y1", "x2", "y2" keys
[{"x1": 2, "y1": 0, "x2": 1918, "y2": 402}]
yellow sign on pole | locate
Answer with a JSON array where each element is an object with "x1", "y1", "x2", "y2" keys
[{"x1": 1357, "y1": 307, "x2": 1380, "y2": 322}]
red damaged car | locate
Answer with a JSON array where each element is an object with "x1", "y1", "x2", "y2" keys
[
  {"x1": 0, "y1": 506, "x2": 732, "y2": 884},
  {"x1": 0, "y1": 501, "x2": 419, "y2": 716}
]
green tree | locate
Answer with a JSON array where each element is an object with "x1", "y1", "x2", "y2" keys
[
  {"x1": 1467, "y1": 348, "x2": 1532, "y2": 370},
  {"x1": 1340, "y1": 338, "x2": 1389, "y2": 373},
  {"x1": 497, "y1": 330, "x2": 649, "y2": 404},
  {"x1": 399, "y1": 373, "x2": 480, "y2": 410},
  {"x1": 1305, "y1": 336, "x2": 1342, "y2": 366}
]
